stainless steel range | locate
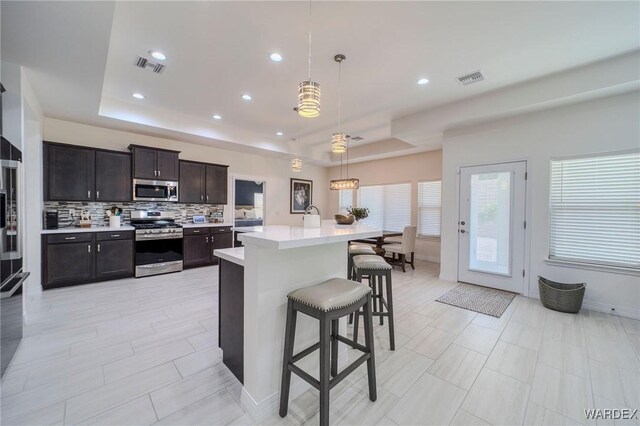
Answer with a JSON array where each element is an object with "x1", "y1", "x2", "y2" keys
[{"x1": 131, "y1": 210, "x2": 183, "y2": 278}]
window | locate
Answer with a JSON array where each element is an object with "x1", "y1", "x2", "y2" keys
[
  {"x1": 358, "y1": 183, "x2": 411, "y2": 231},
  {"x1": 418, "y1": 180, "x2": 441, "y2": 237},
  {"x1": 549, "y1": 151, "x2": 640, "y2": 269},
  {"x1": 338, "y1": 190, "x2": 354, "y2": 213}
]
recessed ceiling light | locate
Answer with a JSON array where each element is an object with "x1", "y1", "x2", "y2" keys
[
  {"x1": 132, "y1": 93, "x2": 145, "y2": 99},
  {"x1": 276, "y1": 131, "x2": 284, "y2": 136},
  {"x1": 241, "y1": 94, "x2": 252, "y2": 101},
  {"x1": 417, "y1": 78, "x2": 430, "y2": 85},
  {"x1": 212, "y1": 114, "x2": 222, "y2": 120},
  {"x1": 149, "y1": 50, "x2": 167, "y2": 61},
  {"x1": 269, "y1": 53, "x2": 283, "y2": 62}
]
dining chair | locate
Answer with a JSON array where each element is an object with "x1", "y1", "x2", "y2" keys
[{"x1": 383, "y1": 225, "x2": 417, "y2": 272}]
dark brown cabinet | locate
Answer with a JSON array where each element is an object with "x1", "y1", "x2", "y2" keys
[
  {"x1": 95, "y1": 151, "x2": 131, "y2": 202},
  {"x1": 43, "y1": 234, "x2": 94, "y2": 287},
  {"x1": 44, "y1": 143, "x2": 95, "y2": 201},
  {"x1": 42, "y1": 231, "x2": 134, "y2": 289},
  {"x1": 130, "y1": 145, "x2": 180, "y2": 181},
  {"x1": 179, "y1": 161, "x2": 206, "y2": 203},
  {"x1": 205, "y1": 164, "x2": 228, "y2": 204},
  {"x1": 183, "y1": 226, "x2": 233, "y2": 268},
  {"x1": 179, "y1": 161, "x2": 228, "y2": 204},
  {"x1": 44, "y1": 142, "x2": 132, "y2": 202},
  {"x1": 95, "y1": 234, "x2": 134, "y2": 280}
]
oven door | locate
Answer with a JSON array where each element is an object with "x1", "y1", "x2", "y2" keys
[
  {"x1": 1, "y1": 271, "x2": 28, "y2": 376},
  {"x1": 135, "y1": 236, "x2": 183, "y2": 266},
  {"x1": 133, "y1": 179, "x2": 178, "y2": 202}
]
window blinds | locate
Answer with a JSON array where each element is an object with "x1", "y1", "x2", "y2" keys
[
  {"x1": 549, "y1": 151, "x2": 640, "y2": 269},
  {"x1": 418, "y1": 181, "x2": 442, "y2": 237},
  {"x1": 358, "y1": 183, "x2": 411, "y2": 232}
]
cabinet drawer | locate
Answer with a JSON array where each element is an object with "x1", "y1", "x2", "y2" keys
[
  {"x1": 184, "y1": 227, "x2": 211, "y2": 236},
  {"x1": 46, "y1": 233, "x2": 93, "y2": 244},
  {"x1": 96, "y1": 231, "x2": 134, "y2": 241},
  {"x1": 211, "y1": 226, "x2": 232, "y2": 234}
]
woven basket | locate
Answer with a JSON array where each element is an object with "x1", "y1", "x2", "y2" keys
[{"x1": 538, "y1": 276, "x2": 586, "y2": 314}]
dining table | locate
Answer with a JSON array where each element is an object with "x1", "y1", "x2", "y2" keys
[{"x1": 352, "y1": 230, "x2": 403, "y2": 255}]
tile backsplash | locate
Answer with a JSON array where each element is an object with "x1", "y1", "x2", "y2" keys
[{"x1": 44, "y1": 201, "x2": 224, "y2": 227}]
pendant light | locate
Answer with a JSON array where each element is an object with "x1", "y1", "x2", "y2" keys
[
  {"x1": 330, "y1": 135, "x2": 359, "y2": 190},
  {"x1": 291, "y1": 107, "x2": 303, "y2": 172},
  {"x1": 297, "y1": 0, "x2": 321, "y2": 118},
  {"x1": 331, "y1": 54, "x2": 347, "y2": 154}
]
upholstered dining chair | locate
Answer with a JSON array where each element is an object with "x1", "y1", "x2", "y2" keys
[{"x1": 384, "y1": 226, "x2": 417, "y2": 272}]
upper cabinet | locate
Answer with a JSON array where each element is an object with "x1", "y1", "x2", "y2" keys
[
  {"x1": 44, "y1": 143, "x2": 95, "y2": 201},
  {"x1": 95, "y1": 150, "x2": 131, "y2": 202},
  {"x1": 179, "y1": 160, "x2": 228, "y2": 204},
  {"x1": 44, "y1": 142, "x2": 131, "y2": 202},
  {"x1": 129, "y1": 145, "x2": 179, "y2": 181}
]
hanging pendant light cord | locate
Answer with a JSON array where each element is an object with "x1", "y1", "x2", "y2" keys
[
  {"x1": 337, "y1": 60, "x2": 342, "y2": 132},
  {"x1": 307, "y1": 0, "x2": 312, "y2": 80}
]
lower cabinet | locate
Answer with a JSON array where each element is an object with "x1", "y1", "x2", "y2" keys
[
  {"x1": 183, "y1": 226, "x2": 233, "y2": 268},
  {"x1": 42, "y1": 231, "x2": 134, "y2": 289}
]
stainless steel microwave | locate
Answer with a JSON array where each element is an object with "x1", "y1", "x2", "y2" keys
[{"x1": 133, "y1": 179, "x2": 178, "y2": 202}]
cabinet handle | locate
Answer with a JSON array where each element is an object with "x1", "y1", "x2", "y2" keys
[
  {"x1": 154, "y1": 170, "x2": 157, "y2": 177},
  {"x1": 97, "y1": 244, "x2": 101, "y2": 252},
  {"x1": 201, "y1": 195, "x2": 203, "y2": 201},
  {"x1": 96, "y1": 190, "x2": 100, "y2": 199},
  {"x1": 193, "y1": 230, "x2": 200, "y2": 233},
  {"x1": 206, "y1": 195, "x2": 209, "y2": 202},
  {"x1": 206, "y1": 236, "x2": 209, "y2": 243},
  {"x1": 158, "y1": 170, "x2": 160, "y2": 177},
  {"x1": 64, "y1": 236, "x2": 76, "y2": 240},
  {"x1": 88, "y1": 244, "x2": 91, "y2": 253},
  {"x1": 111, "y1": 234, "x2": 120, "y2": 237},
  {"x1": 88, "y1": 190, "x2": 91, "y2": 198}
]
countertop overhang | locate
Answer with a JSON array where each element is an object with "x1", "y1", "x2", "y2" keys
[
  {"x1": 214, "y1": 247, "x2": 245, "y2": 266},
  {"x1": 236, "y1": 222, "x2": 381, "y2": 250}
]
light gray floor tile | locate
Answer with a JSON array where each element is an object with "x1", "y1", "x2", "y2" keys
[
  {"x1": 64, "y1": 362, "x2": 181, "y2": 424},
  {"x1": 405, "y1": 326, "x2": 456, "y2": 360},
  {"x1": 388, "y1": 372, "x2": 466, "y2": 425},
  {"x1": 453, "y1": 323, "x2": 501, "y2": 355},
  {"x1": 187, "y1": 329, "x2": 219, "y2": 351},
  {"x1": 154, "y1": 389, "x2": 245, "y2": 426},
  {"x1": 1, "y1": 401, "x2": 66, "y2": 426},
  {"x1": 428, "y1": 344, "x2": 487, "y2": 390},
  {"x1": 130, "y1": 322, "x2": 206, "y2": 353},
  {"x1": 462, "y1": 368, "x2": 530, "y2": 426},
  {"x1": 449, "y1": 409, "x2": 491, "y2": 426},
  {"x1": 364, "y1": 346, "x2": 433, "y2": 397},
  {"x1": 430, "y1": 307, "x2": 477, "y2": 334},
  {"x1": 173, "y1": 346, "x2": 223, "y2": 377},
  {"x1": 76, "y1": 395, "x2": 158, "y2": 426},
  {"x1": 524, "y1": 402, "x2": 583, "y2": 426},
  {"x1": 150, "y1": 362, "x2": 237, "y2": 419},
  {"x1": 486, "y1": 340, "x2": 537, "y2": 383},
  {"x1": 501, "y1": 320, "x2": 544, "y2": 351}
]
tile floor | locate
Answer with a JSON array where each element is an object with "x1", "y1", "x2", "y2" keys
[{"x1": 1, "y1": 262, "x2": 639, "y2": 425}]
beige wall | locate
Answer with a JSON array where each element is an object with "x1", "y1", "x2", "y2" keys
[
  {"x1": 43, "y1": 118, "x2": 330, "y2": 227},
  {"x1": 327, "y1": 150, "x2": 443, "y2": 262}
]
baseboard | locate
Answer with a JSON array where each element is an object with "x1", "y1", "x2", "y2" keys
[{"x1": 581, "y1": 299, "x2": 640, "y2": 320}]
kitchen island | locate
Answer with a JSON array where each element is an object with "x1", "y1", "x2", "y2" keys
[{"x1": 214, "y1": 221, "x2": 381, "y2": 421}]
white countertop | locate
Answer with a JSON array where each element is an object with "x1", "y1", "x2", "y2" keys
[
  {"x1": 41, "y1": 226, "x2": 136, "y2": 234},
  {"x1": 234, "y1": 226, "x2": 263, "y2": 233},
  {"x1": 182, "y1": 222, "x2": 234, "y2": 228},
  {"x1": 237, "y1": 222, "x2": 381, "y2": 250},
  {"x1": 214, "y1": 247, "x2": 245, "y2": 266}
]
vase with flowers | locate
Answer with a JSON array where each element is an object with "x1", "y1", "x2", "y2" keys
[{"x1": 347, "y1": 206, "x2": 369, "y2": 222}]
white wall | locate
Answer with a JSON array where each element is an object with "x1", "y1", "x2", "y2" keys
[
  {"x1": 43, "y1": 118, "x2": 330, "y2": 227},
  {"x1": 327, "y1": 151, "x2": 442, "y2": 263},
  {"x1": 440, "y1": 91, "x2": 640, "y2": 319}
]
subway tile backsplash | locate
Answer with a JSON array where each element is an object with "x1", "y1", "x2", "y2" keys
[{"x1": 44, "y1": 201, "x2": 224, "y2": 227}]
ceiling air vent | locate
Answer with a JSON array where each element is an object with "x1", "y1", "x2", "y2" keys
[
  {"x1": 135, "y1": 56, "x2": 166, "y2": 74},
  {"x1": 457, "y1": 71, "x2": 484, "y2": 86}
]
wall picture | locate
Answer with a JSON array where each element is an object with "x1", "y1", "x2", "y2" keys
[{"x1": 290, "y1": 178, "x2": 313, "y2": 214}]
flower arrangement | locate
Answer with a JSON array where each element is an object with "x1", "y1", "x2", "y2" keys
[{"x1": 347, "y1": 206, "x2": 369, "y2": 221}]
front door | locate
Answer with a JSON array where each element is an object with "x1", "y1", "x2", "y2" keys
[{"x1": 458, "y1": 161, "x2": 527, "y2": 293}]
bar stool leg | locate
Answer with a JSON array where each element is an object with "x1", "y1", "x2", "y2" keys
[
  {"x1": 352, "y1": 270, "x2": 362, "y2": 345},
  {"x1": 319, "y1": 317, "x2": 331, "y2": 426},
  {"x1": 362, "y1": 294, "x2": 377, "y2": 402},
  {"x1": 385, "y1": 270, "x2": 395, "y2": 351},
  {"x1": 330, "y1": 319, "x2": 339, "y2": 377},
  {"x1": 347, "y1": 255, "x2": 353, "y2": 280},
  {"x1": 279, "y1": 300, "x2": 297, "y2": 417},
  {"x1": 377, "y1": 277, "x2": 384, "y2": 326}
]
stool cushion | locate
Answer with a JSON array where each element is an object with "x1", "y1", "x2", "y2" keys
[
  {"x1": 288, "y1": 278, "x2": 372, "y2": 312},
  {"x1": 349, "y1": 245, "x2": 376, "y2": 255},
  {"x1": 353, "y1": 255, "x2": 392, "y2": 270}
]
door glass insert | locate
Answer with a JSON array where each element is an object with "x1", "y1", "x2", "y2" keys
[{"x1": 468, "y1": 171, "x2": 512, "y2": 276}]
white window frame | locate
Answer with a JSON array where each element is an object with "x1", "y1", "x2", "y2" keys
[{"x1": 546, "y1": 150, "x2": 640, "y2": 275}]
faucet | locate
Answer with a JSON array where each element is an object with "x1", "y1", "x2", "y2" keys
[{"x1": 305, "y1": 205, "x2": 320, "y2": 216}]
